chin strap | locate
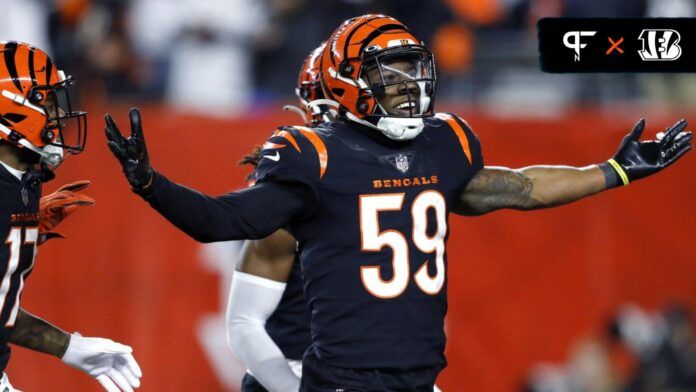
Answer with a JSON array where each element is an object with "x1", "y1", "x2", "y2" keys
[
  {"x1": 282, "y1": 105, "x2": 309, "y2": 125},
  {"x1": 285, "y1": 99, "x2": 340, "y2": 126},
  {"x1": 0, "y1": 90, "x2": 64, "y2": 167},
  {"x1": 0, "y1": 122, "x2": 52, "y2": 160},
  {"x1": 307, "y1": 99, "x2": 339, "y2": 110},
  {"x1": 344, "y1": 110, "x2": 424, "y2": 141},
  {"x1": 307, "y1": 99, "x2": 339, "y2": 123},
  {"x1": 375, "y1": 116, "x2": 425, "y2": 140},
  {"x1": 315, "y1": 97, "x2": 425, "y2": 140},
  {"x1": 345, "y1": 110, "x2": 380, "y2": 130},
  {"x1": 1, "y1": 90, "x2": 46, "y2": 115}
]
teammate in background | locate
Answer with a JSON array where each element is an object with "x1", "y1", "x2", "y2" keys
[
  {"x1": 105, "y1": 14, "x2": 691, "y2": 392},
  {"x1": 0, "y1": 41, "x2": 141, "y2": 392},
  {"x1": 227, "y1": 44, "x2": 327, "y2": 392}
]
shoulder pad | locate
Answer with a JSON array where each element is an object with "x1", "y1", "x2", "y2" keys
[
  {"x1": 434, "y1": 113, "x2": 474, "y2": 164},
  {"x1": 260, "y1": 126, "x2": 328, "y2": 179}
]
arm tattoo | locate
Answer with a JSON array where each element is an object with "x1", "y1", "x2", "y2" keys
[
  {"x1": 457, "y1": 168, "x2": 539, "y2": 215},
  {"x1": 9, "y1": 309, "x2": 70, "y2": 358}
]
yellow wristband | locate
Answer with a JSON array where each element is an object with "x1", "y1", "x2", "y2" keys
[
  {"x1": 607, "y1": 158, "x2": 630, "y2": 186},
  {"x1": 134, "y1": 171, "x2": 154, "y2": 192}
]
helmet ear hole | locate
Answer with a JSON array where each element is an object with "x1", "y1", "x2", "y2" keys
[
  {"x1": 356, "y1": 95, "x2": 371, "y2": 114},
  {"x1": 29, "y1": 91, "x2": 44, "y2": 104},
  {"x1": 300, "y1": 86, "x2": 311, "y2": 100},
  {"x1": 338, "y1": 61, "x2": 354, "y2": 77},
  {"x1": 41, "y1": 129, "x2": 55, "y2": 144}
]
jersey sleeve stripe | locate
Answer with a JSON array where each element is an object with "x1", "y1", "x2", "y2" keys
[
  {"x1": 271, "y1": 129, "x2": 302, "y2": 153},
  {"x1": 296, "y1": 126, "x2": 328, "y2": 178},
  {"x1": 435, "y1": 113, "x2": 472, "y2": 164},
  {"x1": 262, "y1": 141, "x2": 287, "y2": 150}
]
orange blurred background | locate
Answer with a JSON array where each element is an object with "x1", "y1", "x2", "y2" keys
[{"x1": 5, "y1": 103, "x2": 694, "y2": 391}]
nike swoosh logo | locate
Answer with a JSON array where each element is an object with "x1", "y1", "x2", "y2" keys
[{"x1": 262, "y1": 151, "x2": 280, "y2": 162}]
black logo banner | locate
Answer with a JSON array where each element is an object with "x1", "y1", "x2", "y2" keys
[{"x1": 538, "y1": 18, "x2": 696, "y2": 72}]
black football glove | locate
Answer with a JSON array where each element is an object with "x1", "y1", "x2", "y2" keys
[
  {"x1": 603, "y1": 118, "x2": 692, "y2": 187},
  {"x1": 104, "y1": 108, "x2": 154, "y2": 192}
]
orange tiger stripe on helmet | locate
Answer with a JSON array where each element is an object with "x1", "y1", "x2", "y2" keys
[
  {"x1": 320, "y1": 14, "x2": 425, "y2": 119},
  {"x1": 297, "y1": 44, "x2": 324, "y2": 92},
  {"x1": 295, "y1": 43, "x2": 327, "y2": 126},
  {"x1": 0, "y1": 42, "x2": 61, "y2": 149},
  {"x1": 0, "y1": 41, "x2": 86, "y2": 159},
  {"x1": 14, "y1": 44, "x2": 32, "y2": 90},
  {"x1": 0, "y1": 41, "x2": 59, "y2": 95}
]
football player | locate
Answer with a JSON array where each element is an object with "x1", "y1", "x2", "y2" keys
[
  {"x1": 226, "y1": 44, "x2": 328, "y2": 392},
  {"x1": 105, "y1": 14, "x2": 692, "y2": 392},
  {"x1": 0, "y1": 41, "x2": 141, "y2": 391}
]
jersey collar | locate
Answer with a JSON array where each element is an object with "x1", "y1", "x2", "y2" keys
[{"x1": 0, "y1": 160, "x2": 26, "y2": 181}]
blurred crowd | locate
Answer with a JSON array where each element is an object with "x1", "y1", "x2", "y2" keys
[
  {"x1": 525, "y1": 303, "x2": 696, "y2": 392},
  {"x1": 1, "y1": 0, "x2": 695, "y2": 116}
]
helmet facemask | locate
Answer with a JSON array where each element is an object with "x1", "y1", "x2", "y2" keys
[
  {"x1": 357, "y1": 46, "x2": 436, "y2": 140},
  {"x1": 32, "y1": 76, "x2": 87, "y2": 157}
]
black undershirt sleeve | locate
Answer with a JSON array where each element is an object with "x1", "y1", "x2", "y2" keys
[{"x1": 138, "y1": 171, "x2": 313, "y2": 242}]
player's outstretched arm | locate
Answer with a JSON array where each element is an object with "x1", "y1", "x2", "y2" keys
[
  {"x1": 104, "y1": 108, "x2": 313, "y2": 242},
  {"x1": 454, "y1": 119, "x2": 692, "y2": 216},
  {"x1": 10, "y1": 309, "x2": 142, "y2": 392},
  {"x1": 226, "y1": 229, "x2": 300, "y2": 392}
]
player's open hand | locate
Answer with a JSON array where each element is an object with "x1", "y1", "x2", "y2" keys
[
  {"x1": 38, "y1": 180, "x2": 95, "y2": 244},
  {"x1": 104, "y1": 108, "x2": 153, "y2": 192},
  {"x1": 61, "y1": 333, "x2": 142, "y2": 392},
  {"x1": 609, "y1": 118, "x2": 692, "y2": 184}
]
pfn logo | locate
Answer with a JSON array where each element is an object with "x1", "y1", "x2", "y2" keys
[
  {"x1": 563, "y1": 31, "x2": 597, "y2": 61},
  {"x1": 638, "y1": 29, "x2": 682, "y2": 61}
]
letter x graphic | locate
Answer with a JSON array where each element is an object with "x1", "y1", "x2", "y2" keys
[{"x1": 606, "y1": 37, "x2": 624, "y2": 55}]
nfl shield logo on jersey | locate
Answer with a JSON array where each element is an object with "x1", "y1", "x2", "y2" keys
[
  {"x1": 395, "y1": 154, "x2": 409, "y2": 173},
  {"x1": 21, "y1": 188, "x2": 28, "y2": 206},
  {"x1": 384, "y1": 153, "x2": 413, "y2": 173}
]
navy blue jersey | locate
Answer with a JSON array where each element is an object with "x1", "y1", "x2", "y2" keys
[
  {"x1": 254, "y1": 113, "x2": 484, "y2": 370},
  {"x1": 0, "y1": 166, "x2": 41, "y2": 372},
  {"x1": 265, "y1": 255, "x2": 311, "y2": 360}
]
